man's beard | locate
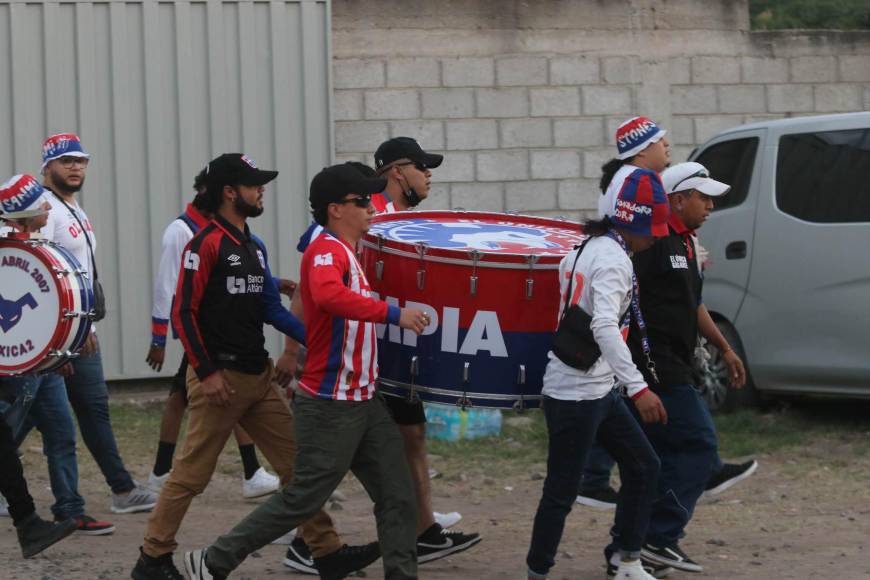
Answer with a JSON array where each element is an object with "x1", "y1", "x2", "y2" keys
[
  {"x1": 234, "y1": 194, "x2": 264, "y2": 217},
  {"x1": 49, "y1": 171, "x2": 85, "y2": 194}
]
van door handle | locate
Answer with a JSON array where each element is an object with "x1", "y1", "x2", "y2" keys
[{"x1": 725, "y1": 241, "x2": 747, "y2": 260}]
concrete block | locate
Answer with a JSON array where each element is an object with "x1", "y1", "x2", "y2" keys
[
  {"x1": 386, "y1": 58, "x2": 440, "y2": 88},
  {"x1": 335, "y1": 122, "x2": 390, "y2": 153},
  {"x1": 767, "y1": 84, "x2": 814, "y2": 113},
  {"x1": 670, "y1": 116, "x2": 695, "y2": 145},
  {"x1": 390, "y1": 120, "x2": 445, "y2": 150},
  {"x1": 445, "y1": 120, "x2": 498, "y2": 150},
  {"x1": 695, "y1": 115, "x2": 741, "y2": 143},
  {"x1": 839, "y1": 55, "x2": 870, "y2": 82},
  {"x1": 671, "y1": 85, "x2": 717, "y2": 114},
  {"x1": 335, "y1": 153, "x2": 365, "y2": 165},
  {"x1": 500, "y1": 119, "x2": 552, "y2": 148},
  {"x1": 557, "y1": 179, "x2": 599, "y2": 211},
  {"x1": 531, "y1": 150, "x2": 581, "y2": 179},
  {"x1": 670, "y1": 145, "x2": 694, "y2": 164},
  {"x1": 421, "y1": 88, "x2": 475, "y2": 119},
  {"x1": 531, "y1": 87, "x2": 581, "y2": 117},
  {"x1": 442, "y1": 57, "x2": 495, "y2": 87},
  {"x1": 550, "y1": 56, "x2": 600, "y2": 85},
  {"x1": 364, "y1": 89, "x2": 420, "y2": 120},
  {"x1": 668, "y1": 57, "x2": 691, "y2": 85},
  {"x1": 434, "y1": 152, "x2": 475, "y2": 183},
  {"x1": 451, "y1": 182, "x2": 504, "y2": 212},
  {"x1": 583, "y1": 86, "x2": 632, "y2": 115},
  {"x1": 334, "y1": 59, "x2": 385, "y2": 89},
  {"x1": 506, "y1": 181, "x2": 558, "y2": 211},
  {"x1": 496, "y1": 56, "x2": 548, "y2": 86},
  {"x1": 742, "y1": 114, "x2": 786, "y2": 125},
  {"x1": 602, "y1": 56, "x2": 640, "y2": 84},
  {"x1": 475, "y1": 88, "x2": 529, "y2": 118},
  {"x1": 582, "y1": 148, "x2": 613, "y2": 179},
  {"x1": 424, "y1": 184, "x2": 451, "y2": 210},
  {"x1": 790, "y1": 56, "x2": 837, "y2": 83},
  {"x1": 718, "y1": 85, "x2": 766, "y2": 114},
  {"x1": 691, "y1": 56, "x2": 740, "y2": 84},
  {"x1": 334, "y1": 90, "x2": 363, "y2": 121},
  {"x1": 477, "y1": 150, "x2": 529, "y2": 182},
  {"x1": 740, "y1": 57, "x2": 788, "y2": 83},
  {"x1": 814, "y1": 84, "x2": 862, "y2": 113},
  {"x1": 553, "y1": 118, "x2": 604, "y2": 148}
]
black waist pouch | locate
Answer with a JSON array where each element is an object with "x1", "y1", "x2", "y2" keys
[{"x1": 552, "y1": 304, "x2": 602, "y2": 371}]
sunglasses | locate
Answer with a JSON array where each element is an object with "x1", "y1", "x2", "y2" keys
[
  {"x1": 336, "y1": 194, "x2": 372, "y2": 208},
  {"x1": 671, "y1": 168, "x2": 709, "y2": 192},
  {"x1": 396, "y1": 161, "x2": 428, "y2": 172}
]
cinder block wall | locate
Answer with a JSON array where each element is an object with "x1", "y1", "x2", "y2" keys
[{"x1": 331, "y1": 0, "x2": 870, "y2": 220}]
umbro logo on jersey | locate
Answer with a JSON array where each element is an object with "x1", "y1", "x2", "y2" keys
[
  {"x1": 314, "y1": 253, "x2": 333, "y2": 267},
  {"x1": 227, "y1": 254, "x2": 242, "y2": 266}
]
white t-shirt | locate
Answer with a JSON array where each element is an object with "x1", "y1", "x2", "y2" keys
[
  {"x1": 151, "y1": 219, "x2": 194, "y2": 325},
  {"x1": 541, "y1": 235, "x2": 648, "y2": 401},
  {"x1": 42, "y1": 193, "x2": 97, "y2": 277}
]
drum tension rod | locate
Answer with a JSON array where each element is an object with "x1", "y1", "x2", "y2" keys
[
  {"x1": 525, "y1": 254, "x2": 539, "y2": 300},
  {"x1": 375, "y1": 234, "x2": 385, "y2": 281},
  {"x1": 457, "y1": 361, "x2": 472, "y2": 410},
  {"x1": 407, "y1": 355, "x2": 420, "y2": 404},
  {"x1": 415, "y1": 243, "x2": 428, "y2": 290},
  {"x1": 513, "y1": 364, "x2": 527, "y2": 413},
  {"x1": 468, "y1": 250, "x2": 481, "y2": 296}
]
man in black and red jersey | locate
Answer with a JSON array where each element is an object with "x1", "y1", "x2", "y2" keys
[
  {"x1": 184, "y1": 163, "x2": 428, "y2": 580},
  {"x1": 131, "y1": 154, "x2": 379, "y2": 580}
]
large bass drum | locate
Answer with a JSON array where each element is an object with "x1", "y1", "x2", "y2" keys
[{"x1": 360, "y1": 211, "x2": 583, "y2": 409}]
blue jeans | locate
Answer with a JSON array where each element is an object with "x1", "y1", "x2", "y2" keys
[
  {"x1": 527, "y1": 391, "x2": 660, "y2": 576},
  {"x1": 65, "y1": 351, "x2": 135, "y2": 494},
  {"x1": 1, "y1": 374, "x2": 85, "y2": 519},
  {"x1": 633, "y1": 384, "x2": 719, "y2": 547},
  {"x1": 579, "y1": 442, "x2": 616, "y2": 492}
]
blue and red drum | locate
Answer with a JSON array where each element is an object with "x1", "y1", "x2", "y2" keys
[
  {"x1": 0, "y1": 234, "x2": 94, "y2": 376},
  {"x1": 360, "y1": 210, "x2": 583, "y2": 409}
]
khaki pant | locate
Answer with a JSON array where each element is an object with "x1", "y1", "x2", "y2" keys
[{"x1": 142, "y1": 361, "x2": 341, "y2": 558}]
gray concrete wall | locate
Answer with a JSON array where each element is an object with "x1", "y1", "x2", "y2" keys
[{"x1": 331, "y1": 0, "x2": 870, "y2": 220}]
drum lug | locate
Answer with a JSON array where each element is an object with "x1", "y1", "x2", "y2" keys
[
  {"x1": 457, "y1": 362, "x2": 472, "y2": 410},
  {"x1": 468, "y1": 250, "x2": 481, "y2": 296},
  {"x1": 512, "y1": 365, "x2": 527, "y2": 413},
  {"x1": 62, "y1": 309, "x2": 82, "y2": 319},
  {"x1": 375, "y1": 235, "x2": 385, "y2": 280},
  {"x1": 524, "y1": 254, "x2": 539, "y2": 300},
  {"x1": 407, "y1": 356, "x2": 420, "y2": 404},
  {"x1": 415, "y1": 242, "x2": 428, "y2": 290}
]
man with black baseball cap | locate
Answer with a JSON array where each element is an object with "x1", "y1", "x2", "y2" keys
[
  {"x1": 373, "y1": 137, "x2": 443, "y2": 210},
  {"x1": 133, "y1": 154, "x2": 378, "y2": 580},
  {"x1": 185, "y1": 163, "x2": 427, "y2": 580}
]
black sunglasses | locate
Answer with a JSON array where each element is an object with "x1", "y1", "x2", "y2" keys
[
  {"x1": 671, "y1": 168, "x2": 709, "y2": 192},
  {"x1": 396, "y1": 161, "x2": 428, "y2": 172},
  {"x1": 336, "y1": 194, "x2": 372, "y2": 208}
]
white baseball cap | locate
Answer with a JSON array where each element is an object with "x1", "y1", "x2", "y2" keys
[{"x1": 661, "y1": 162, "x2": 730, "y2": 197}]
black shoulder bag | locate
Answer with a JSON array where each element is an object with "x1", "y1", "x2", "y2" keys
[
  {"x1": 51, "y1": 192, "x2": 107, "y2": 321},
  {"x1": 551, "y1": 238, "x2": 603, "y2": 371}
]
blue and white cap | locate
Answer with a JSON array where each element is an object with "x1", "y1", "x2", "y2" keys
[
  {"x1": 42, "y1": 132, "x2": 90, "y2": 169},
  {"x1": 615, "y1": 116, "x2": 667, "y2": 160},
  {"x1": 0, "y1": 174, "x2": 49, "y2": 219}
]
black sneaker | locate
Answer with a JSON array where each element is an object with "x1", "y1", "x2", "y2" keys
[
  {"x1": 641, "y1": 542, "x2": 703, "y2": 573},
  {"x1": 15, "y1": 513, "x2": 77, "y2": 558},
  {"x1": 417, "y1": 523, "x2": 481, "y2": 564},
  {"x1": 57, "y1": 514, "x2": 116, "y2": 536},
  {"x1": 313, "y1": 542, "x2": 381, "y2": 580},
  {"x1": 282, "y1": 537, "x2": 318, "y2": 575},
  {"x1": 704, "y1": 459, "x2": 758, "y2": 497},
  {"x1": 131, "y1": 547, "x2": 185, "y2": 580},
  {"x1": 575, "y1": 486, "x2": 619, "y2": 509}
]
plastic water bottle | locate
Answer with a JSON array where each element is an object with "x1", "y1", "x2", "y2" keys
[{"x1": 424, "y1": 403, "x2": 502, "y2": 441}]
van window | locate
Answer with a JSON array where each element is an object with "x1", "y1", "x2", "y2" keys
[
  {"x1": 694, "y1": 137, "x2": 758, "y2": 212},
  {"x1": 777, "y1": 129, "x2": 870, "y2": 223}
]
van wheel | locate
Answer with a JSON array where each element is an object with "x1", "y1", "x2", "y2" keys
[{"x1": 698, "y1": 321, "x2": 757, "y2": 413}]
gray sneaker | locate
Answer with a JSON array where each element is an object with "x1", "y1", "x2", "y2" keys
[{"x1": 111, "y1": 482, "x2": 158, "y2": 514}]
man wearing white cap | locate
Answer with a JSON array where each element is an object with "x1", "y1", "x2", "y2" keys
[{"x1": 40, "y1": 133, "x2": 158, "y2": 516}]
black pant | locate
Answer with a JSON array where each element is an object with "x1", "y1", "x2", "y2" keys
[
  {"x1": 0, "y1": 415, "x2": 35, "y2": 526},
  {"x1": 527, "y1": 391, "x2": 660, "y2": 576}
]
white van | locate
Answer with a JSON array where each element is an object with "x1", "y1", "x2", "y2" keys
[{"x1": 689, "y1": 112, "x2": 870, "y2": 411}]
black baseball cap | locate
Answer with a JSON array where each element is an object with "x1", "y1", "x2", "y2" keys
[
  {"x1": 309, "y1": 162, "x2": 388, "y2": 210},
  {"x1": 374, "y1": 137, "x2": 443, "y2": 172},
  {"x1": 204, "y1": 153, "x2": 278, "y2": 189}
]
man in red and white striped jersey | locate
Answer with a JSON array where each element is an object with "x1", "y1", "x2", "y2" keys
[{"x1": 187, "y1": 163, "x2": 428, "y2": 580}]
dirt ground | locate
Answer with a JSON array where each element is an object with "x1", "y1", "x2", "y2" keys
[{"x1": 2, "y1": 400, "x2": 869, "y2": 580}]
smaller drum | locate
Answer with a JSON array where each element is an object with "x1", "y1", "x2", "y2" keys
[
  {"x1": 360, "y1": 210, "x2": 583, "y2": 409},
  {"x1": 0, "y1": 233, "x2": 94, "y2": 376}
]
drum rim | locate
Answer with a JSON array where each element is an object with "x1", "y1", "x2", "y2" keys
[
  {"x1": 363, "y1": 210, "x2": 582, "y2": 265},
  {"x1": 0, "y1": 240, "x2": 74, "y2": 373},
  {"x1": 359, "y1": 241, "x2": 563, "y2": 270},
  {"x1": 377, "y1": 377, "x2": 544, "y2": 403}
]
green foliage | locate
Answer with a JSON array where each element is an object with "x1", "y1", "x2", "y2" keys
[{"x1": 751, "y1": 0, "x2": 870, "y2": 30}]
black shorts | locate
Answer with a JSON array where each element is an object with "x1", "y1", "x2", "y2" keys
[
  {"x1": 169, "y1": 354, "x2": 189, "y2": 403},
  {"x1": 381, "y1": 392, "x2": 427, "y2": 426}
]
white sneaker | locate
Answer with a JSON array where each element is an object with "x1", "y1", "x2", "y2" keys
[
  {"x1": 270, "y1": 528, "x2": 297, "y2": 545},
  {"x1": 242, "y1": 467, "x2": 280, "y2": 499},
  {"x1": 433, "y1": 511, "x2": 462, "y2": 529},
  {"x1": 613, "y1": 558, "x2": 658, "y2": 580},
  {"x1": 0, "y1": 494, "x2": 8, "y2": 517},
  {"x1": 147, "y1": 471, "x2": 170, "y2": 493}
]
